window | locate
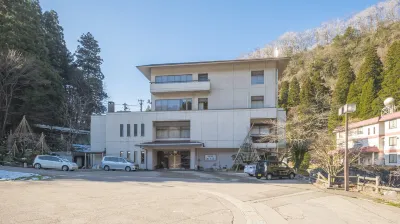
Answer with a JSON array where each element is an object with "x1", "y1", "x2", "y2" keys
[
  {"x1": 134, "y1": 124, "x2": 138, "y2": 136},
  {"x1": 155, "y1": 74, "x2": 192, "y2": 83},
  {"x1": 155, "y1": 99, "x2": 192, "y2": 111},
  {"x1": 118, "y1": 158, "x2": 126, "y2": 163},
  {"x1": 127, "y1": 151, "x2": 131, "y2": 160},
  {"x1": 368, "y1": 128, "x2": 370, "y2": 135},
  {"x1": 127, "y1": 124, "x2": 131, "y2": 137},
  {"x1": 198, "y1": 98, "x2": 208, "y2": 110},
  {"x1": 251, "y1": 96, "x2": 264, "y2": 108},
  {"x1": 357, "y1": 128, "x2": 363, "y2": 135},
  {"x1": 133, "y1": 151, "x2": 137, "y2": 163},
  {"x1": 389, "y1": 137, "x2": 397, "y2": 146},
  {"x1": 198, "y1": 73, "x2": 208, "y2": 81},
  {"x1": 373, "y1": 127, "x2": 376, "y2": 134},
  {"x1": 141, "y1": 123, "x2": 145, "y2": 136},
  {"x1": 120, "y1": 151, "x2": 124, "y2": 157},
  {"x1": 389, "y1": 154, "x2": 397, "y2": 163},
  {"x1": 120, "y1": 124, "x2": 124, "y2": 137},
  {"x1": 141, "y1": 151, "x2": 145, "y2": 164},
  {"x1": 251, "y1": 71, "x2": 264, "y2": 85},
  {"x1": 389, "y1": 120, "x2": 397, "y2": 129},
  {"x1": 156, "y1": 126, "x2": 190, "y2": 139},
  {"x1": 251, "y1": 125, "x2": 270, "y2": 135}
]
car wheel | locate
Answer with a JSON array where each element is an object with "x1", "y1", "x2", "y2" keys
[
  {"x1": 125, "y1": 166, "x2": 131, "y2": 172},
  {"x1": 266, "y1": 174, "x2": 273, "y2": 180},
  {"x1": 62, "y1": 165, "x2": 69, "y2": 171},
  {"x1": 256, "y1": 176, "x2": 261, "y2": 179},
  {"x1": 289, "y1": 173, "x2": 295, "y2": 179},
  {"x1": 104, "y1": 165, "x2": 110, "y2": 171},
  {"x1": 34, "y1": 163, "x2": 41, "y2": 169}
]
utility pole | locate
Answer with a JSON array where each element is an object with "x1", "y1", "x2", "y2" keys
[
  {"x1": 138, "y1": 99, "x2": 144, "y2": 112},
  {"x1": 122, "y1": 103, "x2": 129, "y2": 111}
]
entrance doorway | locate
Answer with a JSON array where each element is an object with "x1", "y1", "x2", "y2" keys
[{"x1": 156, "y1": 150, "x2": 190, "y2": 169}]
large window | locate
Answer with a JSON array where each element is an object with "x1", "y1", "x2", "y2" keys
[
  {"x1": 251, "y1": 71, "x2": 264, "y2": 85},
  {"x1": 389, "y1": 137, "x2": 397, "y2": 146},
  {"x1": 155, "y1": 74, "x2": 192, "y2": 83},
  {"x1": 198, "y1": 98, "x2": 208, "y2": 110},
  {"x1": 251, "y1": 96, "x2": 264, "y2": 108},
  {"x1": 127, "y1": 124, "x2": 131, "y2": 137},
  {"x1": 198, "y1": 73, "x2": 208, "y2": 81},
  {"x1": 389, "y1": 120, "x2": 397, "y2": 129},
  {"x1": 251, "y1": 125, "x2": 270, "y2": 135},
  {"x1": 120, "y1": 124, "x2": 123, "y2": 137},
  {"x1": 141, "y1": 123, "x2": 145, "y2": 136},
  {"x1": 156, "y1": 126, "x2": 190, "y2": 139},
  {"x1": 134, "y1": 124, "x2": 138, "y2": 136},
  {"x1": 389, "y1": 154, "x2": 397, "y2": 163},
  {"x1": 155, "y1": 99, "x2": 192, "y2": 111}
]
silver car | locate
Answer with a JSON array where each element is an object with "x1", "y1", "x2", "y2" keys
[
  {"x1": 244, "y1": 164, "x2": 256, "y2": 176},
  {"x1": 101, "y1": 156, "x2": 136, "y2": 172},
  {"x1": 33, "y1": 155, "x2": 78, "y2": 171}
]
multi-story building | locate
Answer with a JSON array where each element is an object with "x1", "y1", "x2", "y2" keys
[
  {"x1": 90, "y1": 58, "x2": 288, "y2": 170},
  {"x1": 335, "y1": 111, "x2": 400, "y2": 166}
]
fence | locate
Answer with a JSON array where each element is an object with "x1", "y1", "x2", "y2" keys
[{"x1": 316, "y1": 172, "x2": 400, "y2": 193}]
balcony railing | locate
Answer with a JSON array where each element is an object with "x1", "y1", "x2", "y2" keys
[{"x1": 150, "y1": 80, "x2": 211, "y2": 94}]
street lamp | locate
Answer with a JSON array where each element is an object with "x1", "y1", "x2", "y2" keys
[{"x1": 338, "y1": 103, "x2": 356, "y2": 191}]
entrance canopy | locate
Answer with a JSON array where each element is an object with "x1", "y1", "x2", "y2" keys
[{"x1": 136, "y1": 141, "x2": 203, "y2": 149}]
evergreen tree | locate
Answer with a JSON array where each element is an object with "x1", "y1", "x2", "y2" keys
[
  {"x1": 357, "y1": 45, "x2": 383, "y2": 86},
  {"x1": 279, "y1": 81, "x2": 289, "y2": 109},
  {"x1": 42, "y1": 10, "x2": 71, "y2": 82},
  {"x1": 75, "y1": 32, "x2": 107, "y2": 116},
  {"x1": 300, "y1": 77, "x2": 313, "y2": 108},
  {"x1": 379, "y1": 41, "x2": 400, "y2": 102},
  {"x1": 287, "y1": 78, "x2": 300, "y2": 107},
  {"x1": 359, "y1": 79, "x2": 377, "y2": 119}
]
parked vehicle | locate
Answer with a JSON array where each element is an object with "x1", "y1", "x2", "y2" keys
[
  {"x1": 244, "y1": 164, "x2": 256, "y2": 176},
  {"x1": 255, "y1": 160, "x2": 295, "y2": 180},
  {"x1": 101, "y1": 156, "x2": 136, "y2": 172},
  {"x1": 33, "y1": 155, "x2": 78, "y2": 171}
]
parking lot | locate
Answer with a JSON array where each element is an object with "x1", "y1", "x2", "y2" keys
[{"x1": 1, "y1": 167, "x2": 399, "y2": 224}]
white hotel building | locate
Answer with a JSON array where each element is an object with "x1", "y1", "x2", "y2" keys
[{"x1": 90, "y1": 58, "x2": 288, "y2": 170}]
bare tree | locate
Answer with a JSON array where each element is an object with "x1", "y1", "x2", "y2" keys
[{"x1": 0, "y1": 50, "x2": 39, "y2": 139}]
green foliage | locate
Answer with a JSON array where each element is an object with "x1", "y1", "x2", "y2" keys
[
  {"x1": 359, "y1": 79, "x2": 378, "y2": 119},
  {"x1": 300, "y1": 77, "x2": 313, "y2": 108},
  {"x1": 279, "y1": 81, "x2": 289, "y2": 109},
  {"x1": 357, "y1": 45, "x2": 383, "y2": 86},
  {"x1": 379, "y1": 41, "x2": 400, "y2": 102},
  {"x1": 300, "y1": 152, "x2": 311, "y2": 170},
  {"x1": 287, "y1": 77, "x2": 300, "y2": 107}
]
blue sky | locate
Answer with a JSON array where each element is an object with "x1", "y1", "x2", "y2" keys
[{"x1": 40, "y1": 0, "x2": 380, "y2": 111}]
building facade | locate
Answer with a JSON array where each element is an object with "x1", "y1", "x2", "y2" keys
[
  {"x1": 90, "y1": 58, "x2": 288, "y2": 170},
  {"x1": 335, "y1": 111, "x2": 400, "y2": 166}
]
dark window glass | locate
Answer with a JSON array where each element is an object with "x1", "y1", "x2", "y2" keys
[
  {"x1": 198, "y1": 98, "x2": 208, "y2": 110},
  {"x1": 198, "y1": 73, "x2": 208, "y2": 81},
  {"x1": 167, "y1": 76, "x2": 174, "y2": 82},
  {"x1": 155, "y1": 76, "x2": 162, "y2": 83},
  {"x1": 155, "y1": 99, "x2": 193, "y2": 111},
  {"x1": 389, "y1": 154, "x2": 397, "y2": 163},
  {"x1": 134, "y1": 124, "x2": 138, "y2": 136},
  {"x1": 251, "y1": 71, "x2": 264, "y2": 85},
  {"x1": 141, "y1": 151, "x2": 145, "y2": 164},
  {"x1": 127, "y1": 124, "x2": 131, "y2": 137},
  {"x1": 186, "y1": 74, "x2": 192, "y2": 82},
  {"x1": 141, "y1": 123, "x2": 145, "y2": 136},
  {"x1": 120, "y1": 124, "x2": 123, "y2": 137},
  {"x1": 251, "y1": 96, "x2": 264, "y2": 108},
  {"x1": 161, "y1": 100, "x2": 168, "y2": 111}
]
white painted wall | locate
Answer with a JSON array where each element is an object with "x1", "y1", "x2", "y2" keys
[{"x1": 90, "y1": 116, "x2": 106, "y2": 152}]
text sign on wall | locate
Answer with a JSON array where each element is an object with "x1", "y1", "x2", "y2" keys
[{"x1": 205, "y1": 155, "x2": 217, "y2": 161}]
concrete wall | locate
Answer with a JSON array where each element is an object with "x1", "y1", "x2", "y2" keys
[
  {"x1": 150, "y1": 61, "x2": 278, "y2": 110},
  {"x1": 196, "y1": 148, "x2": 237, "y2": 169},
  {"x1": 90, "y1": 116, "x2": 106, "y2": 152}
]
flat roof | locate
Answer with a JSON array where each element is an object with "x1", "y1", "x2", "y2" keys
[{"x1": 137, "y1": 57, "x2": 290, "y2": 80}]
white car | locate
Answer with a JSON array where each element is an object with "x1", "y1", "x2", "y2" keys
[
  {"x1": 244, "y1": 164, "x2": 256, "y2": 176},
  {"x1": 101, "y1": 156, "x2": 136, "y2": 172},
  {"x1": 33, "y1": 155, "x2": 78, "y2": 171}
]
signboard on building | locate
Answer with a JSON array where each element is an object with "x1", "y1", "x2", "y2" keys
[{"x1": 205, "y1": 155, "x2": 217, "y2": 161}]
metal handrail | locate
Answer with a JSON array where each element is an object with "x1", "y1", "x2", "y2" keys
[{"x1": 150, "y1": 79, "x2": 210, "y2": 84}]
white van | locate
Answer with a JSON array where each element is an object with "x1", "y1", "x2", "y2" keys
[
  {"x1": 33, "y1": 155, "x2": 78, "y2": 171},
  {"x1": 101, "y1": 156, "x2": 136, "y2": 172}
]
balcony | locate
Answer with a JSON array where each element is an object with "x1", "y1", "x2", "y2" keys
[{"x1": 150, "y1": 80, "x2": 211, "y2": 94}]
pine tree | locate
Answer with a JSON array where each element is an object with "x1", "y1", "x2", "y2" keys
[
  {"x1": 359, "y1": 79, "x2": 377, "y2": 119},
  {"x1": 357, "y1": 46, "x2": 383, "y2": 86},
  {"x1": 279, "y1": 81, "x2": 289, "y2": 109},
  {"x1": 379, "y1": 41, "x2": 400, "y2": 102},
  {"x1": 287, "y1": 77, "x2": 300, "y2": 107},
  {"x1": 75, "y1": 32, "x2": 107, "y2": 116},
  {"x1": 300, "y1": 77, "x2": 313, "y2": 108}
]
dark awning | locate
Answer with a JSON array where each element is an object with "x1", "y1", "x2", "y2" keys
[{"x1": 136, "y1": 140, "x2": 203, "y2": 148}]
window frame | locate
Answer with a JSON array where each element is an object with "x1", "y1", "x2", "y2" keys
[
  {"x1": 198, "y1": 98, "x2": 208, "y2": 110},
  {"x1": 155, "y1": 99, "x2": 192, "y2": 111},
  {"x1": 154, "y1": 74, "x2": 192, "y2": 83},
  {"x1": 120, "y1": 124, "x2": 124, "y2": 137},
  {"x1": 389, "y1": 120, "x2": 397, "y2": 129},
  {"x1": 141, "y1": 123, "x2": 145, "y2": 136},
  {"x1": 251, "y1": 96, "x2": 264, "y2": 109},
  {"x1": 389, "y1": 137, "x2": 397, "y2": 146},
  {"x1": 389, "y1": 154, "x2": 397, "y2": 163},
  {"x1": 251, "y1": 71, "x2": 264, "y2": 85},
  {"x1": 127, "y1": 124, "x2": 131, "y2": 137},
  {"x1": 134, "y1": 124, "x2": 138, "y2": 136},
  {"x1": 357, "y1": 128, "x2": 363, "y2": 135},
  {"x1": 198, "y1": 73, "x2": 208, "y2": 82},
  {"x1": 140, "y1": 151, "x2": 145, "y2": 164}
]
